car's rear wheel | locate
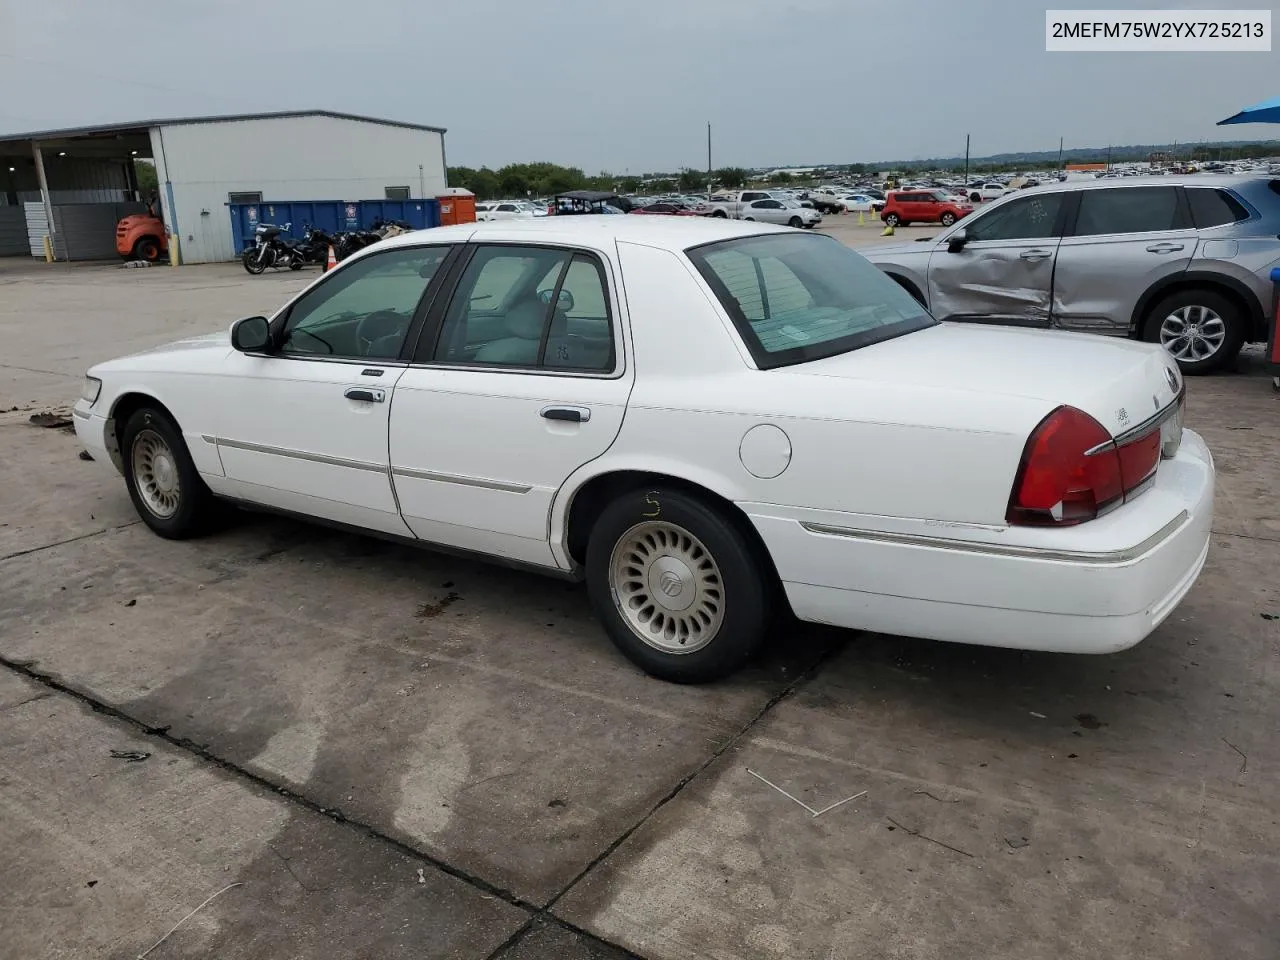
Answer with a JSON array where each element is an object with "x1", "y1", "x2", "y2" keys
[
  {"x1": 969, "y1": 192, "x2": 982, "y2": 203},
  {"x1": 711, "y1": 210, "x2": 727, "y2": 218},
  {"x1": 585, "y1": 487, "x2": 770, "y2": 683},
  {"x1": 121, "y1": 407, "x2": 218, "y2": 539},
  {"x1": 884, "y1": 213, "x2": 901, "y2": 227},
  {"x1": 1142, "y1": 288, "x2": 1244, "y2": 375},
  {"x1": 940, "y1": 212, "x2": 957, "y2": 226}
]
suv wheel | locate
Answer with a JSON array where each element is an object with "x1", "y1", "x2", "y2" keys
[
  {"x1": 884, "y1": 213, "x2": 901, "y2": 227},
  {"x1": 939, "y1": 212, "x2": 957, "y2": 226},
  {"x1": 1142, "y1": 289, "x2": 1244, "y2": 375},
  {"x1": 969, "y1": 192, "x2": 982, "y2": 203}
]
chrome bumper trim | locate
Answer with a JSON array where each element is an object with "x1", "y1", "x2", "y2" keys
[{"x1": 800, "y1": 510, "x2": 1189, "y2": 564}]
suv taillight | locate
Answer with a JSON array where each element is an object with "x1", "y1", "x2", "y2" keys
[{"x1": 1007, "y1": 405, "x2": 1161, "y2": 526}]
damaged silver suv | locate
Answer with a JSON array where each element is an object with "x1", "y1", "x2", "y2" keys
[{"x1": 862, "y1": 175, "x2": 1280, "y2": 374}]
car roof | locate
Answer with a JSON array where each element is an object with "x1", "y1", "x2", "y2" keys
[
  {"x1": 1018, "y1": 173, "x2": 1274, "y2": 195},
  {"x1": 373, "y1": 215, "x2": 795, "y2": 253}
]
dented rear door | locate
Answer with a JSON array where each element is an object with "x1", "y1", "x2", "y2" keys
[{"x1": 925, "y1": 190, "x2": 1069, "y2": 327}]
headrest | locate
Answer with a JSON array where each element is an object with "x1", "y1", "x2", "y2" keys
[{"x1": 505, "y1": 299, "x2": 547, "y2": 340}]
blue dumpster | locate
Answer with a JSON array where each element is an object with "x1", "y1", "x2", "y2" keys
[{"x1": 228, "y1": 199, "x2": 441, "y2": 252}]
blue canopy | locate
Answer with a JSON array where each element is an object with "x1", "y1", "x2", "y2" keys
[{"x1": 1218, "y1": 95, "x2": 1280, "y2": 125}]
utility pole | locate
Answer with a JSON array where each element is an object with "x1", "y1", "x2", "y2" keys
[
  {"x1": 964, "y1": 134, "x2": 970, "y2": 185},
  {"x1": 707, "y1": 122, "x2": 712, "y2": 196},
  {"x1": 1057, "y1": 136, "x2": 1064, "y2": 175},
  {"x1": 1105, "y1": 145, "x2": 1111, "y2": 171}
]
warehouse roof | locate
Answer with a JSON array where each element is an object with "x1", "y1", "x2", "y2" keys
[{"x1": 0, "y1": 110, "x2": 446, "y2": 145}]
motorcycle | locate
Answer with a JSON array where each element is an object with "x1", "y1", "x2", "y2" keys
[{"x1": 241, "y1": 222, "x2": 309, "y2": 275}]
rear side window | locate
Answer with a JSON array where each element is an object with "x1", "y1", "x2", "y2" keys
[
  {"x1": 1074, "y1": 187, "x2": 1188, "y2": 236},
  {"x1": 1186, "y1": 188, "x2": 1250, "y2": 228}
]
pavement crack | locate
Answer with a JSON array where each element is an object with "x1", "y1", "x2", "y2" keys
[
  {"x1": 0, "y1": 521, "x2": 140, "y2": 563},
  {"x1": 0, "y1": 654, "x2": 536, "y2": 914},
  {"x1": 1213, "y1": 529, "x2": 1280, "y2": 545},
  {"x1": 268, "y1": 844, "x2": 317, "y2": 893}
]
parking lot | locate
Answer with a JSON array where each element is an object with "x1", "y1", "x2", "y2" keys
[{"x1": 2, "y1": 239, "x2": 1278, "y2": 959}]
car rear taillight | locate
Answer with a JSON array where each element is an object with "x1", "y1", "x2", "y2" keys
[{"x1": 1006, "y1": 405, "x2": 1161, "y2": 527}]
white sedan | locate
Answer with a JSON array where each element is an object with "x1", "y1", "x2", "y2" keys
[
  {"x1": 74, "y1": 218, "x2": 1213, "y2": 683},
  {"x1": 837, "y1": 194, "x2": 885, "y2": 213}
]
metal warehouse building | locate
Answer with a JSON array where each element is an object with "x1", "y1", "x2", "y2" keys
[{"x1": 0, "y1": 110, "x2": 448, "y2": 264}]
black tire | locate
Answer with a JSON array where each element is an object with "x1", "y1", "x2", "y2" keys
[
  {"x1": 289, "y1": 260, "x2": 303, "y2": 271},
  {"x1": 1141, "y1": 288, "x2": 1245, "y2": 375},
  {"x1": 711, "y1": 210, "x2": 728, "y2": 218},
  {"x1": 743, "y1": 216, "x2": 755, "y2": 221},
  {"x1": 884, "y1": 213, "x2": 901, "y2": 227},
  {"x1": 940, "y1": 212, "x2": 957, "y2": 226},
  {"x1": 585, "y1": 487, "x2": 770, "y2": 684},
  {"x1": 788, "y1": 216, "x2": 803, "y2": 228},
  {"x1": 121, "y1": 407, "x2": 218, "y2": 539},
  {"x1": 242, "y1": 249, "x2": 268, "y2": 275},
  {"x1": 133, "y1": 236, "x2": 161, "y2": 262},
  {"x1": 969, "y1": 192, "x2": 982, "y2": 203}
]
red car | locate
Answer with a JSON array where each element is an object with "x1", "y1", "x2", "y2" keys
[
  {"x1": 630, "y1": 202, "x2": 701, "y2": 216},
  {"x1": 880, "y1": 190, "x2": 973, "y2": 228}
]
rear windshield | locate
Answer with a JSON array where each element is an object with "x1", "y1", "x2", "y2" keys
[{"x1": 686, "y1": 232, "x2": 934, "y2": 369}]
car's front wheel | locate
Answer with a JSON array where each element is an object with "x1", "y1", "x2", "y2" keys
[
  {"x1": 788, "y1": 216, "x2": 803, "y2": 228},
  {"x1": 121, "y1": 406, "x2": 218, "y2": 539},
  {"x1": 585, "y1": 487, "x2": 770, "y2": 683},
  {"x1": 1142, "y1": 288, "x2": 1245, "y2": 375},
  {"x1": 940, "y1": 212, "x2": 957, "y2": 226}
]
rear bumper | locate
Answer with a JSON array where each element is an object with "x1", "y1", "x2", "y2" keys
[{"x1": 744, "y1": 428, "x2": 1214, "y2": 654}]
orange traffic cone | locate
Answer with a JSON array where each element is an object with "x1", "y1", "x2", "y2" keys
[{"x1": 324, "y1": 245, "x2": 338, "y2": 272}]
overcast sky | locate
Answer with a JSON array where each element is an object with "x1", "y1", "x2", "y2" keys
[{"x1": 0, "y1": 0, "x2": 1275, "y2": 172}]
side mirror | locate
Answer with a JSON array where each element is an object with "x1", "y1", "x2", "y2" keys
[
  {"x1": 231, "y1": 316, "x2": 272, "y2": 352},
  {"x1": 538, "y1": 287, "x2": 575, "y2": 312},
  {"x1": 946, "y1": 230, "x2": 969, "y2": 253}
]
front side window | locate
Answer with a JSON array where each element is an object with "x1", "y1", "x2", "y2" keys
[
  {"x1": 279, "y1": 246, "x2": 450, "y2": 361},
  {"x1": 1074, "y1": 186, "x2": 1188, "y2": 236},
  {"x1": 688, "y1": 232, "x2": 934, "y2": 370},
  {"x1": 431, "y1": 245, "x2": 614, "y2": 372},
  {"x1": 965, "y1": 192, "x2": 1065, "y2": 242}
]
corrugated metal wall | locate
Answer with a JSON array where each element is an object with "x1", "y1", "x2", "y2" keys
[
  {"x1": 22, "y1": 201, "x2": 146, "y2": 260},
  {"x1": 24, "y1": 203, "x2": 58, "y2": 258},
  {"x1": 0, "y1": 207, "x2": 27, "y2": 255},
  {"x1": 157, "y1": 115, "x2": 447, "y2": 263}
]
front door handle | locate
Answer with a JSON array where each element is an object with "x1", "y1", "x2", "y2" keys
[
  {"x1": 540, "y1": 405, "x2": 591, "y2": 423},
  {"x1": 345, "y1": 387, "x2": 385, "y2": 403},
  {"x1": 1146, "y1": 243, "x2": 1185, "y2": 253},
  {"x1": 1019, "y1": 249, "x2": 1052, "y2": 262}
]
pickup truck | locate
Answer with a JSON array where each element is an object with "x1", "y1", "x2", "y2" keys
[{"x1": 707, "y1": 190, "x2": 781, "y2": 219}]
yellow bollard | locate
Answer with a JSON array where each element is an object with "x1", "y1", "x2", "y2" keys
[
  {"x1": 43, "y1": 235, "x2": 54, "y2": 262},
  {"x1": 169, "y1": 234, "x2": 180, "y2": 267},
  {"x1": 857, "y1": 210, "x2": 865, "y2": 226}
]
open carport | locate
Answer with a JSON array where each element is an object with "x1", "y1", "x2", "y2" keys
[{"x1": 0, "y1": 121, "x2": 151, "y2": 260}]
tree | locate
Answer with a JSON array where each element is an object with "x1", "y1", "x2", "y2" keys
[
  {"x1": 772, "y1": 171, "x2": 792, "y2": 184},
  {"x1": 678, "y1": 168, "x2": 706, "y2": 192},
  {"x1": 133, "y1": 159, "x2": 158, "y2": 194},
  {"x1": 619, "y1": 177, "x2": 640, "y2": 193},
  {"x1": 714, "y1": 167, "x2": 748, "y2": 189}
]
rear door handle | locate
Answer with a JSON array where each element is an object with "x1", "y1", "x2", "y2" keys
[
  {"x1": 1019, "y1": 249, "x2": 1053, "y2": 262},
  {"x1": 1146, "y1": 243, "x2": 1185, "y2": 253},
  {"x1": 345, "y1": 387, "x2": 385, "y2": 403},
  {"x1": 540, "y1": 405, "x2": 591, "y2": 423}
]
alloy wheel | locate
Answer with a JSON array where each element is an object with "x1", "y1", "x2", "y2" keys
[
  {"x1": 608, "y1": 520, "x2": 725, "y2": 654},
  {"x1": 1159, "y1": 304, "x2": 1226, "y2": 362},
  {"x1": 131, "y1": 428, "x2": 181, "y2": 518}
]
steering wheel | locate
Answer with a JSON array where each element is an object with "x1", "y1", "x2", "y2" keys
[{"x1": 356, "y1": 310, "x2": 408, "y2": 356}]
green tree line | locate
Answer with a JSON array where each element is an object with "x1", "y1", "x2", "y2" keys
[{"x1": 447, "y1": 162, "x2": 762, "y2": 199}]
